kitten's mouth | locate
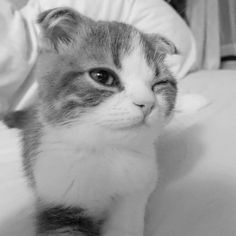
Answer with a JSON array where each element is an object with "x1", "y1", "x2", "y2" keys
[
  {"x1": 120, "y1": 118, "x2": 150, "y2": 130},
  {"x1": 103, "y1": 115, "x2": 152, "y2": 131},
  {"x1": 132, "y1": 120, "x2": 150, "y2": 129}
]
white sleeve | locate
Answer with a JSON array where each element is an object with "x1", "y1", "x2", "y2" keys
[{"x1": 0, "y1": 0, "x2": 38, "y2": 114}]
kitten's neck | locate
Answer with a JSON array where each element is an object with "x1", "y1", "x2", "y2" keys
[{"x1": 35, "y1": 129, "x2": 157, "y2": 211}]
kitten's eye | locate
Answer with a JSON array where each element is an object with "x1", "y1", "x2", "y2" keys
[
  {"x1": 152, "y1": 80, "x2": 168, "y2": 91},
  {"x1": 89, "y1": 69, "x2": 118, "y2": 87},
  {"x1": 152, "y1": 79, "x2": 175, "y2": 93}
]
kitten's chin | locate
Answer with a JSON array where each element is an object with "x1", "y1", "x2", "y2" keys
[
  {"x1": 121, "y1": 121, "x2": 147, "y2": 130},
  {"x1": 100, "y1": 116, "x2": 163, "y2": 142},
  {"x1": 106, "y1": 120, "x2": 147, "y2": 131},
  {"x1": 98, "y1": 115, "x2": 145, "y2": 131},
  {"x1": 102, "y1": 114, "x2": 164, "y2": 132}
]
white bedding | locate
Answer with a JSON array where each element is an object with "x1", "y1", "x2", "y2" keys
[{"x1": 0, "y1": 70, "x2": 236, "y2": 236}]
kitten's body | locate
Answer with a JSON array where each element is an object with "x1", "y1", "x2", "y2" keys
[{"x1": 5, "y1": 7, "x2": 177, "y2": 236}]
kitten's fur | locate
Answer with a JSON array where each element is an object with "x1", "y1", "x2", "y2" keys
[{"x1": 5, "y1": 7, "x2": 177, "y2": 236}]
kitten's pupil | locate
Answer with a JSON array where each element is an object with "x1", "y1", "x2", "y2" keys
[{"x1": 89, "y1": 69, "x2": 117, "y2": 87}]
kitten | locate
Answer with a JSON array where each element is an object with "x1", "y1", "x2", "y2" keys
[{"x1": 4, "y1": 7, "x2": 177, "y2": 236}]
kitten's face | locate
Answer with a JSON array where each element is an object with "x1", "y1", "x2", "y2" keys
[{"x1": 36, "y1": 8, "x2": 177, "y2": 147}]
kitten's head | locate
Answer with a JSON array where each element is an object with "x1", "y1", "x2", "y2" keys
[{"x1": 36, "y1": 8, "x2": 177, "y2": 148}]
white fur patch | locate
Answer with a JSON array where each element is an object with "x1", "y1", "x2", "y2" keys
[
  {"x1": 120, "y1": 40, "x2": 155, "y2": 108},
  {"x1": 34, "y1": 126, "x2": 157, "y2": 215}
]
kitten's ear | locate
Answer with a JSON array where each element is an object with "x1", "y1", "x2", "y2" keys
[
  {"x1": 150, "y1": 34, "x2": 178, "y2": 55},
  {"x1": 37, "y1": 7, "x2": 87, "y2": 51},
  {"x1": 150, "y1": 34, "x2": 182, "y2": 78}
]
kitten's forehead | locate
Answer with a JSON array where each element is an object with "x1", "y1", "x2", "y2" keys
[
  {"x1": 76, "y1": 21, "x2": 133, "y2": 69},
  {"x1": 75, "y1": 21, "x2": 155, "y2": 72},
  {"x1": 106, "y1": 22, "x2": 134, "y2": 68},
  {"x1": 120, "y1": 34, "x2": 155, "y2": 86}
]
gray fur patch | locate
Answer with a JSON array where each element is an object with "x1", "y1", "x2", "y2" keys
[
  {"x1": 37, "y1": 204, "x2": 105, "y2": 236},
  {"x1": 138, "y1": 33, "x2": 177, "y2": 115},
  {"x1": 22, "y1": 110, "x2": 41, "y2": 186},
  {"x1": 107, "y1": 22, "x2": 133, "y2": 68},
  {"x1": 37, "y1": 7, "x2": 92, "y2": 51},
  {"x1": 58, "y1": 71, "x2": 114, "y2": 107},
  {"x1": 3, "y1": 110, "x2": 31, "y2": 129},
  {"x1": 39, "y1": 69, "x2": 115, "y2": 124},
  {"x1": 156, "y1": 82, "x2": 177, "y2": 116},
  {"x1": 154, "y1": 65, "x2": 177, "y2": 116},
  {"x1": 2, "y1": 107, "x2": 41, "y2": 186}
]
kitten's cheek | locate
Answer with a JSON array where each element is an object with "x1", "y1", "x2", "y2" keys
[
  {"x1": 146, "y1": 103, "x2": 166, "y2": 127},
  {"x1": 146, "y1": 108, "x2": 160, "y2": 125}
]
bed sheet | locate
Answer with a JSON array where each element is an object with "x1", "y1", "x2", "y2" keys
[
  {"x1": 147, "y1": 70, "x2": 236, "y2": 236},
  {"x1": 0, "y1": 70, "x2": 236, "y2": 236}
]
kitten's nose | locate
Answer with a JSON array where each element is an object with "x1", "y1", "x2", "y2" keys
[{"x1": 134, "y1": 101, "x2": 154, "y2": 117}]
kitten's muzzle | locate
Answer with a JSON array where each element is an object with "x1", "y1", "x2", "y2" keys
[{"x1": 133, "y1": 101, "x2": 154, "y2": 118}]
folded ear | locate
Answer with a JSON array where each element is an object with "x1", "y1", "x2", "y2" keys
[
  {"x1": 148, "y1": 34, "x2": 182, "y2": 77},
  {"x1": 37, "y1": 7, "x2": 88, "y2": 51},
  {"x1": 149, "y1": 34, "x2": 178, "y2": 55}
]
